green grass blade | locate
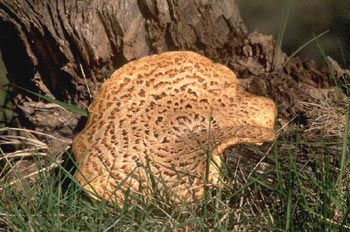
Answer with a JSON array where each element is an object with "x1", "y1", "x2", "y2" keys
[
  {"x1": 281, "y1": 30, "x2": 329, "y2": 71},
  {"x1": 338, "y1": 104, "x2": 350, "y2": 191},
  {"x1": 276, "y1": 0, "x2": 293, "y2": 49},
  {"x1": 12, "y1": 84, "x2": 88, "y2": 117},
  {"x1": 285, "y1": 146, "x2": 296, "y2": 231},
  {"x1": 274, "y1": 0, "x2": 293, "y2": 68}
]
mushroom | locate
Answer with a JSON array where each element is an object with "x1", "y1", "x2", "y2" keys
[{"x1": 72, "y1": 51, "x2": 276, "y2": 206}]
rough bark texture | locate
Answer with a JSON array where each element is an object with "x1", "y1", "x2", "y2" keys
[
  {"x1": 0, "y1": 0, "x2": 349, "y2": 174},
  {"x1": 0, "y1": 0, "x2": 246, "y2": 101},
  {"x1": 0, "y1": 0, "x2": 253, "y2": 141}
]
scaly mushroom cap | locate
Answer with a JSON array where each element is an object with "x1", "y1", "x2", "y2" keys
[{"x1": 72, "y1": 51, "x2": 276, "y2": 206}]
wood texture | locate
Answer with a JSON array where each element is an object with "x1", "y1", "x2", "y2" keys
[
  {"x1": 0, "y1": 0, "x2": 348, "y2": 173},
  {"x1": 0, "y1": 0, "x2": 247, "y2": 103}
]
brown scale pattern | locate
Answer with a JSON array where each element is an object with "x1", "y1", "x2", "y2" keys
[{"x1": 72, "y1": 51, "x2": 277, "y2": 206}]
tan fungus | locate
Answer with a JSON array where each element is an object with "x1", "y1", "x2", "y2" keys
[{"x1": 72, "y1": 51, "x2": 277, "y2": 206}]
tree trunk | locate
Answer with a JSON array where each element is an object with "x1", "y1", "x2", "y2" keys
[
  {"x1": 0, "y1": 0, "x2": 348, "y2": 152},
  {"x1": 0, "y1": 0, "x2": 246, "y2": 102}
]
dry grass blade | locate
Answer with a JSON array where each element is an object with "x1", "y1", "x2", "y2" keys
[
  {"x1": 299, "y1": 100, "x2": 346, "y2": 138},
  {"x1": 0, "y1": 127, "x2": 69, "y2": 191},
  {"x1": 0, "y1": 133, "x2": 48, "y2": 150},
  {"x1": 0, "y1": 149, "x2": 47, "y2": 160},
  {"x1": 0, "y1": 160, "x2": 63, "y2": 190},
  {"x1": 0, "y1": 127, "x2": 70, "y2": 142}
]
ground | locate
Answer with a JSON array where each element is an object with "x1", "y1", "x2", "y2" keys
[
  {"x1": 0, "y1": 1, "x2": 350, "y2": 229},
  {"x1": 1, "y1": 51, "x2": 349, "y2": 230}
]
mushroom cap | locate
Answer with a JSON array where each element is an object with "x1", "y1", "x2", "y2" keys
[{"x1": 72, "y1": 51, "x2": 276, "y2": 205}]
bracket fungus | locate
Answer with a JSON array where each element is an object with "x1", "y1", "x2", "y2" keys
[{"x1": 72, "y1": 51, "x2": 277, "y2": 206}]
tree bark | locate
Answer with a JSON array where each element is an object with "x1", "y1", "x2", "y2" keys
[
  {"x1": 0, "y1": 0, "x2": 246, "y2": 102},
  {"x1": 0, "y1": 0, "x2": 348, "y2": 147}
]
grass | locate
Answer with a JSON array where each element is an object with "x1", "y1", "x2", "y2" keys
[
  {"x1": 0, "y1": 147, "x2": 248, "y2": 230},
  {"x1": 1, "y1": 72, "x2": 349, "y2": 228},
  {"x1": 1, "y1": 63, "x2": 350, "y2": 231},
  {"x1": 1, "y1": 110, "x2": 350, "y2": 230},
  {"x1": 1, "y1": 0, "x2": 349, "y2": 228}
]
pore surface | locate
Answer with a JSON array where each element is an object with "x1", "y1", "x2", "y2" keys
[{"x1": 72, "y1": 51, "x2": 276, "y2": 205}]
